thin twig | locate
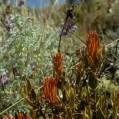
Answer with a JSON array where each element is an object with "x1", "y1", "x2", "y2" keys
[
  {"x1": 73, "y1": 112, "x2": 83, "y2": 116},
  {"x1": 36, "y1": 85, "x2": 43, "y2": 91},
  {"x1": 69, "y1": 62, "x2": 80, "y2": 70},
  {"x1": 115, "y1": 40, "x2": 119, "y2": 55},
  {"x1": 58, "y1": 6, "x2": 74, "y2": 51},
  {"x1": 58, "y1": 17, "x2": 68, "y2": 51},
  {"x1": 105, "y1": 39, "x2": 119, "y2": 48}
]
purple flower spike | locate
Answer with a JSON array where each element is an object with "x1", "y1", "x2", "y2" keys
[{"x1": 60, "y1": 22, "x2": 77, "y2": 36}]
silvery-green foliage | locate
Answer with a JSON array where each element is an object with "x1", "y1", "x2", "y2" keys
[
  {"x1": 1, "y1": 13, "x2": 59, "y2": 75},
  {"x1": 0, "y1": 11, "x2": 60, "y2": 111}
]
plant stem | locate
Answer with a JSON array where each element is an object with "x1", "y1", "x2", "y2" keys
[
  {"x1": 58, "y1": 18, "x2": 68, "y2": 52},
  {"x1": 0, "y1": 98, "x2": 25, "y2": 115},
  {"x1": 58, "y1": 7, "x2": 73, "y2": 51}
]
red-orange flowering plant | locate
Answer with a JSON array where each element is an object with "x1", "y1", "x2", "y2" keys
[
  {"x1": 87, "y1": 31, "x2": 101, "y2": 64},
  {"x1": 43, "y1": 77, "x2": 60, "y2": 105}
]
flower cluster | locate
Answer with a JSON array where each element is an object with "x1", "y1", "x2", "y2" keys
[
  {"x1": 87, "y1": 31, "x2": 101, "y2": 64},
  {"x1": 43, "y1": 77, "x2": 60, "y2": 105}
]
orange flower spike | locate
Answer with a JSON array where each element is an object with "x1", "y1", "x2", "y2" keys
[
  {"x1": 52, "y1": 80, "x2": 58, "y2": 104},
  {"x1": 54, "y1": 51, "x2": 64, "y2": 80},
  {"x1": 49, "y1": 79, "x2": 54, "y2": 103},
  {"x1": 87, "y1": 31, "x2": 100, "y2": 63},
  {"x1": 50, "y1": 79, "x2": 60, "y2": 105},
  {"x1": 43, "y1": 78, "x2": 50, "y2": 101},
  {"x1": 48, "y1": 79, "x2": 54, "y2": 103},
  {"x1": 48, "y1": 79, "x2": 53, "y2": 103},
  {"x1": 43, "y1": 77, "x2": 60, "y2": 105}
]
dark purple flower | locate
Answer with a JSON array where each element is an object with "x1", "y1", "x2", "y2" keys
[
  {"x1": 66, "y1": 22, "x2": 77, "y2": 31},
  {"x1": 18, "y1": 0, "x2": 24, "y2": 7},
  {"x1": 69, "y1": 24, "x2": 77, "y2": 32},
  {"x1": 60, "y1": 22, "x2": 77, "y2": 36},
  {"x1": 0, "y1": 71, "x2": 9, "y2": 87},
  {"x1": 65, "y1": 22, "x2": 74, "y2": 29}
]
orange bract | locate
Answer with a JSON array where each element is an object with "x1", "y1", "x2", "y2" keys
[
  {"x1": 87, "y1": 31, "x2": 100, "y2": 64},
  {"x1": 54, "y1": 51, "x2": 64, "y2": 80},
  {"x1": 43, "y1": 77, "x2": 60, "y2": 105}
]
